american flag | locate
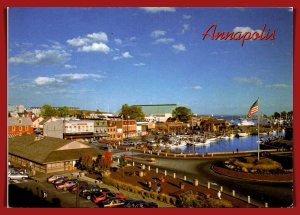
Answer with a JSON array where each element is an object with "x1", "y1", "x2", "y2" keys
[{"x1": 246, "y1": 99, "x2": 259, "y2": 118}]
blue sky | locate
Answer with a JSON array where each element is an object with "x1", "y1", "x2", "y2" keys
[{"x1": 8, "y1": 7, "x2": 293, "y2": 115}]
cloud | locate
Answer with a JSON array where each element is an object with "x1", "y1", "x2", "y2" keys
[
  {"x1": 56, "y1": 73, "x2": 103, "y2": 80},
  {"x1": 114, "y1": 38, "x2": 123, "y2": 45},
  {"x1": 9, "y1": 49, "x2": 71, "y2": 65},
  {"x1": 129, "y1": 37, "x2": 136, "y2": 41},
  {"x1": 140, "y1": 7, "x2": 176, "y2": 13},
  {"x1": 113, "y1": 51, "x2": 133, "y2": 60},
  {"x1": 183, "y1": 15, "x2": 192, "y2": 19},
  {"x1": 67, "y1": 32, "x2": 108, "y2": 46},
  {"x1": 193, "y1": 85, "x2": 202, "y2": 90},
  {"x1": 233, "y1": 76, "x2": 263, "y2": 85},
  {"x1": 64, "y1": 64, "x2": 77, "y2": 69},
  {"x1": 153, "y1": 38, "x2": 175, "y2": 44},
  {"x1": 151, "y1": 30, "x2": 166, "y2": 38},
  {"x1": 33, "y1": 73, "x2": 104, "y2": 86},
  {"x1": 67, "y1": 32, "x2": 111, "y2": 54},
  {"x1": 266, "y1": 84, "x2": 291, "y2": 89},
  {"x1": 172, "y1": 43, "x2": 187, "y2": 52},
  {"x1": 33, "y1": 77, "x2": 62, "y2": 86},
  {"x1": 233, "y1": 26, "x2": 262, "y2": 36},
  {"x1": 133, "y1": 63, "x2": 145, "y2": 66},
  {"x1": 78, "y1": 42, "x2": 111, "y2": 54},
  {"x1": 182, "y1": 24, "x2": 190, "y2": 34}
]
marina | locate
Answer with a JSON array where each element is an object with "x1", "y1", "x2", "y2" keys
[{"x1": 154, "y1": 131, "x2": 285, "y2": 155}]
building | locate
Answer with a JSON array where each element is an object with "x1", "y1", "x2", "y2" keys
[
  {"x1": 8, "y1": 134, "x2": 101, "y2": 173},
  {"x1": 116, "y1": 119, "x2": 137, "y2": 139},
  {"x1": 94, "y1": 120, "x2": 109, "y2": 139},
  {"x1": 8, "y1": 117, "x2": 33, "y2": 138},
  {"x1": 43, "y1": 119, "x2": 94, "y2": 139},
  {"x1": 200, "y1": 117, "x2": 228, "y2": 133},
  {"x1": 134, "y1": 104, "x2": 178, "y2": 123},
  {"x1": 32, "y1": 116, "x2": 44, "y2": 129}
]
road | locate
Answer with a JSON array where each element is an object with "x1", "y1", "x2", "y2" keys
[{"x1": 128, "y1": 151, "x2": 293, "y2": 208}]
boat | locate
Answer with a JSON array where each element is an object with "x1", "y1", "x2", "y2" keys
[
  {"x1": 237, "y1": 119, "x2": 255, "y2": 126},
  {"x1": 221, "y1": 135, "x2": 230, "y2": 140},
  {"x1": 229, "y1": 133, "x2": 235, "y2": 139},
  {"x1": 237, "y1": 132, "x2": 249, "y2": 137}
]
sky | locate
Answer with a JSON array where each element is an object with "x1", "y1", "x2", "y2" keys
[{"x1": 8, "y1": 7, "x2": 293, "y2": 115}]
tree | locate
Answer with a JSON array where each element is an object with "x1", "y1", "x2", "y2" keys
[
  {"x1": 98, "y1": 151, "x2": 113, "y2": 170},
  {"x1": 273, "y1": 112, "x2": 280, "y2": 119},
  {"x1": 81, "y1": 153, "x2": 94, "y2": 171},
  {"x1": 40, "y1": 104, "x2": 57, "y2": 117},
  {"x1": 280, "y1": 111, "x2": 287, "y2": 119},
  {"x1": 57, "y1": 106, "x2": 70, "y2": 117},
  {"x1": 119, "y1": 155, "x2": 127, "y2": 177},
  {"x1": 172, "y1": 106, "x2": 193, "y2": 122},
  {"x1": 119, "y1": 104, "x2": 145, "y2": 121}
]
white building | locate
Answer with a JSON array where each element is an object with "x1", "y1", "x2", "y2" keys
[{"x1": 44, "y1": 119, "x2": 94, "y2": 139}]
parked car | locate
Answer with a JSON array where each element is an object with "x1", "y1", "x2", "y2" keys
[
  {"x1": 55, "y1": 180, "x2": 77, "y2": 191},
  {"x1": 132, "y1": 200, "x2": 158, "y2": 208},
  {"x1": 8, "y1": 172, "x2": 29, "y2": 180},
  {"x1": 79, "y1": 184, "x2": 102, "y2": 200},
  {"x1": 53, "y1": 177, "x2": 69, "y2": 185},
  {"x1": 69, "y1": 181, "x2": 89, "y2": 192},
  {"x1": 98, "y1": 197, "x2": 125, "y2": 208},
  {"x1": 117, "y1": 200, "x2": 158, "y2": 208},
  {"x1": 47, "y1": 175, "x2": 66, "y2": 183},
  {"x1": 147, "y1": 158, "x2": 156, "y2": 162},
  {"x1": 92, "y1": 191, "x2": 125, "y2": 204}
]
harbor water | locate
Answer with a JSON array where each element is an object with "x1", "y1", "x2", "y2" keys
[{"x1": 170, "y1": 132, "x2": 283, "y2": 154}]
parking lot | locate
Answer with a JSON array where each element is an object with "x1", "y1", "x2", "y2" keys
[{"x1": 8, "y1": 171, "x2": 174, "y2": 208}]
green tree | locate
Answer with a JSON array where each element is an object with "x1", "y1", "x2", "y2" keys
[
  {"x1": 57, "y1": 106, "x2": 70, "y2": 117},
  {"x1": 119, "y1": 104, "x2": 145, "y2": 121},
  {"x1": 40, "y1": 104, "x2": 57, "y2": 117},
  {"x1": 281, "y1": 111, "x2": 287, "y2": 119},
  {"x1": 119, "y1": 155, "x2": 127, "y2": 177},
  {"x1": 172, "y1": 106, "x2": 193, "y2": 122},
  {"x1": 273, "y1": 112, "x2": 280, "y2": 119}
]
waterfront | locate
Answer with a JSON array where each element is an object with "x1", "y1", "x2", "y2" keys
[{"x1": 170, "y1": 132, "x2": 284, "y2": 154}]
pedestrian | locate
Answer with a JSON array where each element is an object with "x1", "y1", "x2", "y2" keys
[
  {"x1": 217, "y1": 190, "x2": 222, "y2": 200},
  {"x1": 236, "y1": 148, "x2": 239, "y2": 153},
  {"x1": 43, "y1": 191, "x2": 47, "y2": 199}
]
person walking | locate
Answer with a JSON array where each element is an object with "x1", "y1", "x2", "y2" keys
[
  {"x1": 42, "y1": 190, "x2": 47, "y2": 199},
  {"x1": 217, "y1": 190, "x2": 222, "y2": 200}
]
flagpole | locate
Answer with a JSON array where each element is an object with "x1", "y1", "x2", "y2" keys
[{"x1": 257, "y1": 97, "x2": 260, "y2": 161}]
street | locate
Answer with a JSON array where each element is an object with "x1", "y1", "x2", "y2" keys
[{"x1": 129, "y1": 151, "x2": 293, "y2": 208}]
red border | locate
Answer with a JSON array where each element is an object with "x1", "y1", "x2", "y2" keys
[{"x1": 1, "y1": 1, "x2": 299, "y2": 215}]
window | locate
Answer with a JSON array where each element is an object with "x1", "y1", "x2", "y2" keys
[
  {"x1": 19, "y1": 126, "x2": 22, "y2": 131},
  {"x1": 25, "y1": 126, "x2": 29, "y2": 131},
  {"x1": 12, "y1": 126, "x2": 15, "y2": 132}
]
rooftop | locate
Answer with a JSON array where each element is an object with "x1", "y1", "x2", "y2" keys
[{"x1": 134, "y1": 104, "x2": 178, "y2": 115}]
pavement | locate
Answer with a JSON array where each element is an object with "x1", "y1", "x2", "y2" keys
[{"x1": 8, "y1": 170, "x2": 174, "y2": 208}]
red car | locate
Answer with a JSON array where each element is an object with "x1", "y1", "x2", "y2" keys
[
  {"x1": 56, "y1": 180, "x2": 77, "y2": 191},
  {"x1": 92, "y1": 191, "x2": 125, "y2": 204}
]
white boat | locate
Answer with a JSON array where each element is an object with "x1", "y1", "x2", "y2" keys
[
  {"x1": 237, "y1": 119, "x2": 255, "y2": 126},
  {"x1": 229, "y1": 133, "x2": 235, "y2": 139},
  {"x1": 237, "y1": 132, "x2": 249, "y2": 137}
]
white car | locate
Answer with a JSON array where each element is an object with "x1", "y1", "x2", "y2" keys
[{"x1": 8, "y1": 172, "x2": 29, "y2": 180}]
